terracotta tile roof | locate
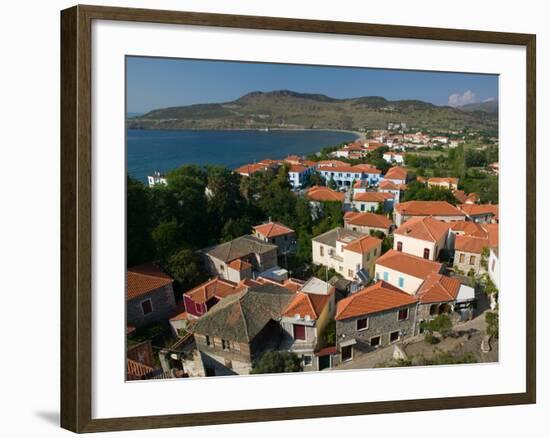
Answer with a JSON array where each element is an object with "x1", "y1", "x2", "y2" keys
[
  {"x1": 284, "y1": 155, "x2": 303, "y2": 164},
  {"x1": 127, "y1": 358, "x2": 156, "y2": 380},
  {"x1": 253, "y1": 222, "x2": 294, "y2": 238},
  {"x1": 258, "y1": 158, "x2": 278, "y2": 166},
  {"x1": 376, "y1": 249, "x2": 443, "y2": 279},
  {"x1": 395, "y1": 201, "x2": 464, "y2": 217},
  {"x1": 384, "y1": 167, "x2": 408, "y2": 181},
  {"x1": 344, "y1": 212, "x2": 392, "y2": 229},
  {"x1": 316, "y1": 160, "x2": 348, "y2": 168},
  {"x1": 344, "y1": 235, "x2": 382, "y2": 254},
  {"x1": 354, "y1": 191, "x2": 394, "y2": 202},
  {"x1": 449, "y1": 221, "x2": 488, "y2": 238},
  {"x1": 282, "y1": 291, "x2": 331, "y2": 320},
  {"x1": 335, "y1": 281, "x2": 417, "y2": 320},
  {"x1": 319, "y1": 164, "x2": 363, "y2": 174},
  {"x1": 255, "y1": 276, "x2": 305, "y2": 293},
  {"x1": 305, "y1": 186, "x2": 345, "y2": 202},
  {"x1": 228, "y1": 259, "x2": 252, "y2": 271},
  {"x1": 170, "y1": 311, "x2": 190, "y2": 322},
  {"x1": 459, "y1": 204, "x2": 499, "y2": 217},
  {"x1": 288, "y1": 164, "x2": 310, "y2": 173},
  {"x1": 482, "y1": 223, "x2": 499, "y2": 247},
  {"x1": 126, "y1": 263, "x2": 173, "y2": 301},
  {"x1": 352, "y1": 164, "x2": 382, "y2": 174},
  {"x1": 394, "y1": 216, "x2": 450, "y2": 242},
  {"x1": 234, "y1": 163, "x2": 269, "y2": 175},
  {"x1": 315, "y1": 346, "x2": 337, "y2": 356},
  {"x1": 184, "y1": 277, "x2": 240, "y2": 304},
  {"x1": 428, "y1": 177, "x2": 459, "y2": 185},
  {"x1": 454, "y1": 235, "x2": 490, "y2": 254},
  {"x1": 453, "y1": 190, "x2": 479, "y2": 204},
  {"x1": 417, "y1": 273, "x2": 461, "y2": 304}
]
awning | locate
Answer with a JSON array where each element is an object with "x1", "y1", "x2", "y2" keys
[
  {"x1": 340, "y1": 338, "x2": 357, "y2": 348},
  {"x1": 456, "y1": 284, "x2": 475, "y2": 303}
]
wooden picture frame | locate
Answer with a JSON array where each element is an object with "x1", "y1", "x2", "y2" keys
[{"x1": 60, "y1": 4, "x2": 536, "y2": 433}]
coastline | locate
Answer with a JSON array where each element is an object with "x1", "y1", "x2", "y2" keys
[{"x1": 127, "y1": 125, "x2": 363, "y2": 141}]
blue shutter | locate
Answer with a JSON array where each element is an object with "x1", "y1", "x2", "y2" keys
[{"x1": 383, "y1": 272, "x2": 389, "y2": 281}]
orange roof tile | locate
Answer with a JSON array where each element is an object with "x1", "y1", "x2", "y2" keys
[
  {"x1": 459, "y1": 204, "x2": 499, "y2": 217},
  {"x1": 253, "y1": 222, "x2": 295, "y2": 238},
  {"x1": 126, "y1": 264, "x2": 173, "y2": 301},
  {"x1": 283, "y1": 291, "x2": 331, "y2": 320},
  {"x1": 449, "y1": 221, "x2": 488, "y2": 238},
  {"x1": 384, "y1": 167, "x2": 408, "y2": 181},
  {"x1": 228, "y1": 259, "x2": 252, "y2": 271},
  {"x1": 395, "y1": 201, "x2": 464, "y2": 217},
  {"x1": 394, "y1": 216, "x2": 450, "y2": 242},
  {"x1": 417, "y1": 273, "x2": 461, "y2": 304},
  {"x1": 288, "y1": 164, "x2": 310, "y2": 173},
  {"x1": 352, "y1": 164, "x2": 382, "y2": 174},
  {"x1": 305, "y1": 186, "x2": 345, "y2": 202},
  {"x1": 428, "y1": 177, "x2": 459, "y2": 185},
  {"x1": 354, "y1": 192, "x2": 394, "y2": 202},
  {"x1": 454, "y1": 235, "x2": 490, "y2": 254},
  {"x1": 344, "y1": 212, "x2": 392, "y2": 229},
  {"x1": 345, "y1": 235, "x2": 382, "y2": 254},
  {"x1": 453, "y1": 190, "x2": 479, "y2": 204},
  {"x1": 376, "y1": 250, "x2": 442, "y2": 279},
  {"x1": 255, "y1": 276, "x2": 305, "y2": 293},
  {"x1": 234, "y1": 163, "x2": 269, "y2": 175},
  {"x1": 316, "y1": 160, "x2": 349, "y2": 168},
  {"x1": 335, "y1": 281, "x2": 417, "y2": 320},
  {"x1": 127, "y1": 358, "x2": 156, "y2": 379},
  {"x1": 184, "y1": 277, "x2": 240, "y2": 304}
]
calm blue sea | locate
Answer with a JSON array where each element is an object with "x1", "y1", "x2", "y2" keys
[{"x1": 127, "y1": 129, "x2": 358, "y2": 182}]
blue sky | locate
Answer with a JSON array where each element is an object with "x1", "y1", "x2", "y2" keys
[{"x1": 126, "y1": 56, "x2": 498, "y2": 114}]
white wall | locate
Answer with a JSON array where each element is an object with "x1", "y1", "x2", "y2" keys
[{"x1": 1, "y1": 1, "x2": 547, "y2": 438}]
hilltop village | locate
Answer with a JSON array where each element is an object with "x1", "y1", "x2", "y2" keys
[{"x1": 127, "y1": 125, "x2": 499, "y2": 379}]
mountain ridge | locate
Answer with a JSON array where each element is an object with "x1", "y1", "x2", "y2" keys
[{"x1": 128, "y1": 90, "x2": 498, "y2": 133}]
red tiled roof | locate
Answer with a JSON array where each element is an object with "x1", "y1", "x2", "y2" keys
[
  {"x1": 395, "y1": 201, "x2": 464, "y2": 217},
  {"x1": 255, "y1": 276, "x2": 305, "y2": 293},
  {"x1": 345, "y1": 235, "x2": 382, "y2": 254},
  {"x1": 306, "y1": 186, "x2": 345, "y2": 202},
  {"x1": 384, "y1": 167, "x2": 408, "y2": 181},
  {"x1": 234, "y1": 163, "x2": 269, "y2": 175},
  {"x1": 316, "y1": 160, "x2": 348, "y2": 168},
  {"x1": 354, "y1": 192, "x2": 394, "y2": 202},
  {"x1": 449, "y1": 221, "x2": 488, "y2": 238},
  {"x1": 344, "y1": 211, "x2": 392, "y2": 229},
  {"x1": 126, "y1": 263, "x2": 173, "y2": 301},
  {"x1": 376, "y1": 250, "x2": 442, "y2": 279},
  {"x1": 455, "y1": 235, "x2": 490, "y2": 254},
  {"x1": 320, "y1": 164, "x2": 363, "y2": 174},
  {"x1": 453, "y1": 190, "x2": 479, "y2": 204},
  {"x1": 459, "y1": 204, "x2": 499, "y2": 217},
  {"x1": 394, "y1": 216, "x2": 450, "y2": 242},
  {"x1": 417, "y1": 273, "x2": 461, "y2": 304},
  {"x1": 288, "y1": 164, "x2": 310, "y2": 173},
  {"x1": 170, "y1": 311, "x2": 190, "y2": 322},
  {"x1": 352, "y1": 164, "x2": 382, "y2": 174},
  {"x1": 228, "y1": 259, "x2": 252, "y2": 271},
  {"x1": 315, "y1": 346, "x2": 337, "y2": 356},
  {"x1": 184, "y1": 277, "x2": 240, "y2": 304},
  {"x1": 283, "y1": 291, "x2": 331, "y2": 320},
  {"x1": 253, "y1": 222, "x2": 294, "y2": 238},
  {"x1": 335, "y1": 281, "x2": 417, "y2": 320},
  {"x1": 127, "y1": 358, "x2": 156, "y2": 380}
]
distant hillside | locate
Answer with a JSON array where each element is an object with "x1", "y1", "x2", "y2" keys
[
  {"x1": 458, "y1": 100, "x2": 498, "y2": 114},
  {"x1": 128, "y1": 90, "x2": 498, "y2": 132}
]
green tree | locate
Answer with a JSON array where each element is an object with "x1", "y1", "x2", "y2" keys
[
  {"x1": 485, "y1": 311, "x2": 499, "y2": 338},
  {"x1": 151, "y1": 220, "x2": 181, "y2": 263},
  {"x1": 420, "y1": 314, "x2": 453, "y2": 338},
  {"x1": 251, "y1": 351, "x2": 303, "y2": 374},
  {"x1": 126, "y1": 176, "x2": 154, "y2": 267},
  {"x1": 165, "y1": 248, "x2": 205, "y2": 291}
]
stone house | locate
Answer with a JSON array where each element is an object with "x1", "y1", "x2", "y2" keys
[
  {"x1": 393, "y1": 200, "x2": 466, "y2": 226},
  {"x1": 202, "y1": 235, "x2": 278, "y2": 282},
  {"x1": 312, "y1": 227, "x2": 382, "y2": 283},
  {"x1": 279, "y1": 277, "x2": 336, "y2": 371},
  {"x1": 453, "y1": 235, "x2": 489, "y2": 274},
  {"x1": 126, "y1": 263, "x2": 177, "y2": 329},
  {"x1": 344, "y1": 211, "x2": 393, "y2": 236},
  {"x1": 416, "y1": 273, "x2": 476, "y2": 324},
  {"x1": 190, "y1": 283, "x2": 295, "y2": 376},
  {"x1": 374, "y1": 249, "x2": 443, "y2": 295},
  {"x1": 335, "y1": 281, "x2": 418, "y2": 362},
  {"x1": 253, "y1": 221, "x2": 296, "y2": 255},
  {"x1": 393, "y1": 216, "x2": 450, "y2": 261}
]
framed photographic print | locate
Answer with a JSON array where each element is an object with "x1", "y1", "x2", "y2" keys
[{"x1": 60, "y1": 4, "x2": 536, "y2": 433}]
